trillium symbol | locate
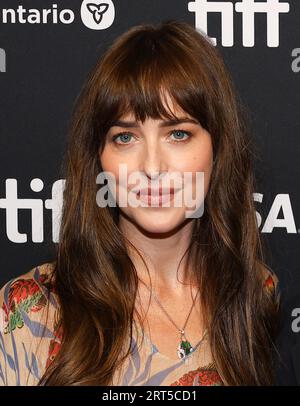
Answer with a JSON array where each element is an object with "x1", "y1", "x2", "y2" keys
[{"x1": 86, "y1": 3, "x2": 109, "y2": 24}]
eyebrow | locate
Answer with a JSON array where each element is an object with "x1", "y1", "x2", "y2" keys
[{"x1": 110, "y1": 117, "x2": 200, "y2": 128}]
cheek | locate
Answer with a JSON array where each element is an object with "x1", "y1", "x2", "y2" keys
[
  {"x1": 174, "y1": 137, "x2": 213, "y2": 197},
  {"x1": 173, "y1": 136, "x2": 213, "y2": 174},
  {"x1": 99, "y1": 147, "x2": 138, "y2": 190},
  {"x1": 100, "y1": 146, "x2": 122, "y2": 177}
]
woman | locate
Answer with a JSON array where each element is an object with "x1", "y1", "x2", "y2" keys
[{"x1": 0, "y1": 20, "x2": 280, "y2": 386}]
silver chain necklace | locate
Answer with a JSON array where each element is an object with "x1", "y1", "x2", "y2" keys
[{"x1": 142, "y1": 282, "x2": 202, "y2": 360}]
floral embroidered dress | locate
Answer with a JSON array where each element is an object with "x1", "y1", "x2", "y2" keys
[{"x1": 0, "y1": 262, "x2": 277, "y2": 386}]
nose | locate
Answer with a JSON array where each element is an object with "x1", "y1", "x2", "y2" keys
[{"x1": 140, "y1": 139, "x2": 166, "y2": 182}]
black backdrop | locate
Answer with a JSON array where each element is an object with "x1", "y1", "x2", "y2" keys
[{"x1": 0, "y1": 0, "x2": 299, "y2": 384}]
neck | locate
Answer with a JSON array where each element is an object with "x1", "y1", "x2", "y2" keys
[{"x1": 119, "y1": 215, "x2": 198, "y2": 293}]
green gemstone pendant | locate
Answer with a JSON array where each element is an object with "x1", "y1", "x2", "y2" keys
[{"x1": 177, "y1": 331, "x2": 194, "y2": 359}]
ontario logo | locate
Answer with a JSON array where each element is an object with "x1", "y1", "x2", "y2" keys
[
  {"x1": 0, "y1": 1, "x2": 115, "y2": 29},
  {"x1": 80, "y1": 0, "x2": 115, "y2": 30}
]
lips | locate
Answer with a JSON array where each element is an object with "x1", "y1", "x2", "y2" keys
[
  {"x1": 138, "y1": 187, "x2": 176, "y2": 197},
  {"x1": 136, "y1": 187, "x2": 181, "y2": 207}
]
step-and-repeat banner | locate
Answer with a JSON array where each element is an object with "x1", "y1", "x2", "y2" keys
[{"x1": 0, "y1": 0, "x2": 299, "y2": 384}]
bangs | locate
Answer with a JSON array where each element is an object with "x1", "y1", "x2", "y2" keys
[{"x1": 94, "y1": 27, "x2": 215, "y2": 138}]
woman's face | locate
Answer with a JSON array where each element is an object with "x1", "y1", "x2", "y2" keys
[{"x1": 99, "y1": 95, "x2": 214, "y2": 234}]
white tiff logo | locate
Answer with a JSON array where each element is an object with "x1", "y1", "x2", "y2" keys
[
  {"x1": 0, "y1": 179, "x2": 64, "y2": 243},
  {"x1": 188, "y1": 0, "x2": 290, "y2": 47},
  {"x1": 0, "y1": 179, "x2": 298, "y2": 243}
]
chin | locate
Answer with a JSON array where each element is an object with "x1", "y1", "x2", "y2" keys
[{"x1": 124, "y1": 208, "x2": 189, "y2": 235}]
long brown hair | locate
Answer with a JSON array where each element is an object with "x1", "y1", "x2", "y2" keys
[{"x1": 38, "y1": 20, "x2": 280, "y2": 385}]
